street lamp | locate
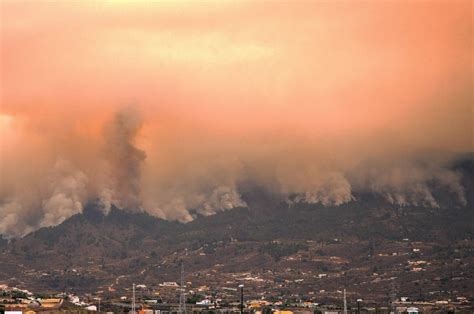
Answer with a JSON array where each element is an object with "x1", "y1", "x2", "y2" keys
[
  {"x1": 357, "y1": 299, "x2": 363, "y2": 314},
  {"x1": 238, "y1": 284, "x2": 244, "y2": 314}
]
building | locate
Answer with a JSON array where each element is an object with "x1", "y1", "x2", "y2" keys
[{"x1": 407, "y1": 307, "x2": 419, "y2": 314}]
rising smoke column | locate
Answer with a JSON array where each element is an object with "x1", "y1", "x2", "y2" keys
[{"x1": 99, "y1": 107, "x2": 146, "y2": 211}]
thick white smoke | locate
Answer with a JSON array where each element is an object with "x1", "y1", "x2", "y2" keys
[
  {"x1": 349, "y1": 157, "x2": 467, "y2": 208},
  {"x1": 282, "y1": 170, "x2": 354, "y2": 207},
  {"x1": 39, "y1": 159, "x2": 88, "y2": 228},
  {"x1": 0, "y1": 200, "x2": 33, "y2": 238},
  {"x1": 197, "y1": 186, "x2": 247, "y2": 216},
  {"x1": 0, "y1": 159, "x2": 87, "y2": 238},
  {"x1": 145, "y1": 186, "x2": 247, "y2": 223}
]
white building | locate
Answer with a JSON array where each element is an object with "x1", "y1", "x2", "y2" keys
[{"x1": 407, "y1": 306, "x2": 419, "y2": 314}]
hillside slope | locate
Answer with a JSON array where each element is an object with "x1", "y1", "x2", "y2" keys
[{"x1": 0, "y1": 157, "x2": 472, "y2": 303}]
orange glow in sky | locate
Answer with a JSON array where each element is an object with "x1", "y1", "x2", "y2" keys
[{"x1": 0, "y1": 0, "x2": 472, "y2": 236}]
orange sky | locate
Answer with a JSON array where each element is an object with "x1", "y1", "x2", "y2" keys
[{"x1": 0, "y1": 0, "x2": 472, "y2": 236}]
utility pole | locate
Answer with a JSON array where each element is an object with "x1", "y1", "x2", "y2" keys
[
  {"x1": 98, "y1": 298, "x2": 101, "y2": 314},
  {"x1": 179, "y1": 262, "x2": 186, "y2": 314},
  {"x1": 132, "y1": 283, "x2": 136, "y2": 314},
  {"x1": 343, "y1": 289, "x2": 347, "y2": 314},
  {"x1": 390, "y1": 282, "x2": 398, "y2": 314},
  {"x1": 239, "y1": 284, "x2": 244, "y2": 314}
]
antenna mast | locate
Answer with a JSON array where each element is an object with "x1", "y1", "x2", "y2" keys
[
  {"x1": 390, "y1": 282, "x2": 398, "y2": 314},
  {"x1": 343, "y1": 289, "x2": 347, "y2": 314},
  {"x1": 132, "y1": 283, "x2": 136, "y2": 314}
]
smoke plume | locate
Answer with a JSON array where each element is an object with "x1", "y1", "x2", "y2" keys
[{"x1": 99, "y1": 108, "x2": 146, "y2": 211}]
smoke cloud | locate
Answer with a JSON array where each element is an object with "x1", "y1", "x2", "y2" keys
[
  {"x1": 99, "y1": 108, "x2": 146, "y2": 211},
  {"x1": 40, "y1": 159, "x2": 88, "y2": 228},
  {"x1": 0, "y1": 159, "x2": 87, "y2": 238},
  {"x1": 0, "y1": 201, "x2": 32, "y2": 238},
  {"x1": 0, "y1": 1, "x2": 472, "y2": 237},
  {"x1": 349, "y1": 157, "x2": 468, "y2": 208}
]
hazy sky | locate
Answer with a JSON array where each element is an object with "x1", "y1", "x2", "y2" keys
[{"x1": 0, "y1": 1, "x2": 472, "y2": 237}]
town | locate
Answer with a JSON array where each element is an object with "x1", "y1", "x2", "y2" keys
[{"x1": 1, "y1": 279, "x2": 471, "y2": 314}]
